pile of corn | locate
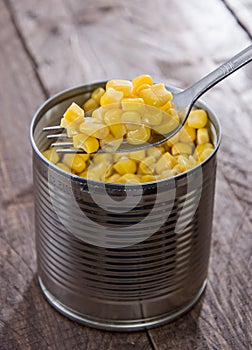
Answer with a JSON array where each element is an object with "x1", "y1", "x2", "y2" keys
[{"x1": 43, "y1": 75, "x2": 215, "y2": 184}]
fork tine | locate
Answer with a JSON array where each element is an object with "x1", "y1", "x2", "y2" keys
[
  {"x1": 43, "y1": 125, "x2": 63, "y2": 132},
  {"x1": 51, "y1": 141, "x2": 73, "y2": 148},
  {"x1": 47, "y1": 133, "x2": 68, "y2": 139},
  {"x1": 55, "y1": 149, "x2": 88, "y2": 154}
]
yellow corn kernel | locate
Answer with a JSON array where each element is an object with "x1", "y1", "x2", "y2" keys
[
  {"x1": 179, "y1": 125, "x2": 196, "y2": 143},
  {"x1": 141, "y1": 174, "x2": 156, "y2": 183},
  {"x1": 91, "y1": 87, "x2": 105, "y2": 103},
  {"x1": 147, "y1": 146, "x2": 165, "y2": 159},
  {"x1": 187, "y1": 155, "x2": 198, "y2": 169},
  {"x1": 78, "y1": 153, "x2": 90, "y2": 162},
  {"x1": 155, "y1": 152, "x2": 176, "y2": 174},
  {"x1": 199, "y1": 148, "x2": 214, "y2": 162},
  {"x1": 127, "y1": 125, "x2": 151, "y2": 145},
  {"x1": 110, "y1": 124, "x2": 127, "y2": 138},
  {"x1": 177, "y1": 155, "x2": 191, "y2": 172},
  {"x1": 62, "y1": 102, "x2": 84, "y2": 124},
  {"x1": 188, "y1": 109, "x2": 208, "y2": 129},
  {"x1": 113, "y1": 157, "x2": 137, "y2": 175},
  {"x1": 73, "y1": 134, "x2": 88, "y2": 149},
  {"x1": 157, "y1": 169, "x2": 174, "y2": 180},
  {"x1": 134, "y1": 83, "x2": 152, "y2": 95},
  {"x1": 172, "y1": 164, "x2": 186, "y2": 175},
  {"x1": 121, "y1": 111, "x2": 142, "y2": 130},
  {"x1": 196, "y1": 128, "x2": 210, "y2": 145},
  {"x1": 138, "y1": 87, "x2": 160, "y2": 106},
  {"x1": 88, "y1": 162, "x2": 111, "y2": 182},
  {"x1": 103, "y1": 108, "x2": 123, "y2": 125},
  {"x1": 79, "y1": 118, "x2": 109, "y2": 139},
  {"x1": 138, "y1": 156, "x2": 156, "y2": 175},
  {"x1": 160, "y1": 100, "x2": 172, "y2": 111},
  {"x1": 106, "y1": 79, "x2": 133, "y2": 97},
  {"x1": 106, "y1": 173, "x2": 121, "y2": 183},
  {"x1": 142, "y1": 107, "x2": 163, "y2": 126},
  {"x1": 150, "y1": 83, "x2": 173, "y2": 106},
  {"x1": 62, "y1": 154, "x2": 86, "y2": 173},
  {"x1": 83, "y1": 98, "x2": 99, "y2": 112},
  {"x1": 100, "y1": 87, "x2": 124, "y2": 106},
  {"x1": 153, "y1": 114, "x2": 179, "y2": 135},
  {"x1": 121, "y1": 98, "x2": 145, "y2": 113},
  {"x1": 193, "y1": 142, "x2": 214, "y2": 160},
  {"x1": 132, "y1": 75, "x2": 153, "y2": 94},
  {"x1": 92, "y1": 107, "x2": 106, "y2": 121},
  {"x1": 82, "y1": 136, "x2": 100, "y2": 153},
  {"x1": 166, "y1": 133, "x2": 180, "y2": 147},
  {"x1": 42, "y1": 148, "x2": 60, "y2": 164},
  {"x1": 92, "y1": 153, "x2": 113, "y2": 165},
  {"x1": 129, "y1": 150, "x2": 146, "y2": 162},
  {"x1": 171, "y1": 142, "x2": 193, "y2": 156},
  {"x1": 100, "y1": 135, "x2": 123, "y2": 152},
  {"x1": 56, "y1": 162, "x2": 71, "y2": 173},
  {"x1": 78, "y1": 170, "x2": 88, "y2": 178},
  {"x1": 118, "y1": 173, "x2": 141, "y2": 184}
]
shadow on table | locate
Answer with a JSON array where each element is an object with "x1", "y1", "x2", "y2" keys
[{"x1": 1, "y1": 274, "x2": 207, "y2": 350}]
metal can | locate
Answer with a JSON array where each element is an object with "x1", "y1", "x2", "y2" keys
[{"x1": 30, "y1": 83, "x2": 221, "y2": 331}]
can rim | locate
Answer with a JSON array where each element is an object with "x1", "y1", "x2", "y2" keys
[{"x1": 30, "y1": 82, "x2": 222, "y2": 188}]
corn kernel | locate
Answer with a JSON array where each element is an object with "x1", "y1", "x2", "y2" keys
[
  {"x1": 166, "y1": 133, "x2": 180, "y2": 147},
  {"x1": 142, "y1": 107, "x2": 163, "y2": 126},
  {"x1": 121, "y1": 98, "x2": 145, "y2": 113},
  {"x1": 132, "y1": 74, "x2": 153, "y2": 94},
  {"x1": 134, "y1": 83, "x2": 152, "y2": 95},
  {"x1": 199, "y1": 148, "x2": 214, "y2": 162},
  {"x1": 100, "y1": 87, "x2": 124, "y2": 106},
  {"x1": 106, "y1": 174, "x2": 121, "y2": 183},
  {"x1": 127, "y1": 125, "x2": 151, "y2": 145},
  {"x1": 138, "y1": 156, "x2": 156, "y2": 175},
  {"x1": 197, "y1": 128, "x2": 210, "y2": 145},
  {"x1": 121, "y1": 111, "x2": 142, "y2": 130},
  {"x1": 56, "y1": 162, "x2": 71, "y2": 173},
  {"x1": 79, "y1": 118, "x2": 109, "y2": 139},
  {"x1": 83, "y1": 98, "x2": 99, "y2": 112},
  {"x1": 62, "y1": 102, "x2": 85, "y2": 124},
  {"x1": 139, "y1": 87, "x2": 160, "y2": 106},
  {"x1": 141, "y1": 175, "x2": 156, "y2": 183},
  {"x1": 100, "y1": 135, "x2": 123, "y2": 152},
  {"x1": 153, "y1": 114, "x2": 179, "y2": 135},
  {"x1": 150, "y1": 83, "x2": 173, "y2": 106},
  {"x1": 42, "y1": 148, "x2": 60, "y2": 164},
  {"x1": 91, "y1": 87, "x2": 106, "y2": 103},
  {"x1": 171, "y1": 142, "x2": 193, "y2": 156},
  {"x1": 194, "y1": 142, "x2": 214, "y2": 160},
  {"x1": 158, "y1": 169, "x2": 174, "y2": 180},
  {"x1": 118, "y1": 173, "x2": 141, "y2": 184},
  {"x1": 179, "y1": 125, "x2": 196, "y2": 143},
  {"x1": 113, "y1": 157, "x2": 137, "y2": 175},
  {"x1": 62, "y1": 154, "x2": 86, "y2": 173},
  {"x1": 103, "y1": 108, "x2": 123, "y2": 125},
  {"x1": 147, "y1": 146, "x2": 165, "y2": 158},
  {"x1": 106, "y1": 79, "x2": 133, "y2": 97},
  {"x1": 82, "y1": 136, "x2": 100, "y2": 154},
  {"x1": 155, "y1": 152, "x2": 176, "y2": 174},
  {"x1": 129, "y1": 150, "x2": 146, "y2": 162},
  {"x1": 188, "y1": 109, "x2": 208, "y2": 128}
]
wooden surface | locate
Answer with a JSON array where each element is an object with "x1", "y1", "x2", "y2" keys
[{"x1": 0, "y1": 0, "x2": 251, "y2": 349}]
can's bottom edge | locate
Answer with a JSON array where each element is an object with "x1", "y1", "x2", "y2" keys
[{"x1": 38, "y1": 277, "x2": 207, "y2": 332}]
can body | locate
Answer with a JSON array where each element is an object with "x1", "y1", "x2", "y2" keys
[{"x1": 30, "y1": 83, "x2": 221, "y2": 331}]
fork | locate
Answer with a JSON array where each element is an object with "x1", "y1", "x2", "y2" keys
[{"x1": 43, "y1": 44, "x2": 252, "y2": 154}]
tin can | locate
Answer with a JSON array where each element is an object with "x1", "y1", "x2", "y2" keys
[{"x1": 30, "y1": 83, "x2": 221, "y2": 331}]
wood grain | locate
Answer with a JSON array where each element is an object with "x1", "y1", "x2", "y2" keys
[{"x1": 0, "y1": 0, "x2": 251, "y2": 349}]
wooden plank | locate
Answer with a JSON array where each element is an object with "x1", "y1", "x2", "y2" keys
[
  {"x1": 0, "y1": 1, "x2": 151, "y2": 349},
  {"x1": 1, "y1": 0, "x2": 252, "y2": 349}
]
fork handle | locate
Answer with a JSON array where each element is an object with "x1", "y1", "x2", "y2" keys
[{"x1": 189, "y1": 44, "x2": 252, "y2": 104}]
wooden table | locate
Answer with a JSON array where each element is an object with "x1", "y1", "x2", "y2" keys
[{"x1": 0, "y1": 0, "x2": 251, "y2": 349}]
